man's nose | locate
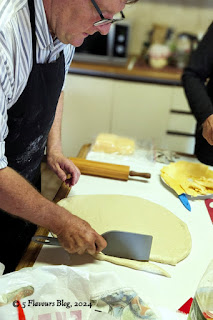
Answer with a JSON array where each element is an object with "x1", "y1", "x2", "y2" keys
[{"x1": 95, "y1": 23, "x2": 112, "y2": 35}]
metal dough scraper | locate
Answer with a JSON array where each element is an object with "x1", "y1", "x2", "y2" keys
[
  {"x1": 32, "y1": 231, "x2": 153, "y2": 261},
  {"x1": 101, "y1": 231, "x2": 153, "y2": 261}
]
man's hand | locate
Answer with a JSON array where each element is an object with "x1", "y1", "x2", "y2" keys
[
  {"x1": 56, "y1": 212, "x2": 107, "y2": 255},
  {"x1": 202, "y1": 114, "x2": 213, "y2": 145},
  {"x1": 47, "y1": 151, "x2": 81, "y2": 186}
]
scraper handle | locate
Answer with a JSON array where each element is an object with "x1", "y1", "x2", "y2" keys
[{"x1": 129, "y1": 171, "x2": 151, "y2": 179}]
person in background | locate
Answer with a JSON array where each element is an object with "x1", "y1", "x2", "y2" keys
[
  {"x1": 0, "y1": 0, "x2": 138, "y2": 273},
  {"x1": 182, "y1": 22, "x2": 213, "y2": 165}
]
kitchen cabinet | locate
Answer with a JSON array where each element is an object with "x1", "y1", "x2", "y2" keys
[
  {"x1": 164, "y1": 87, "x2": 196, "y2": 154},
  {"x1": 62, "y1": 74, "x2": 195, "y2": 157},
  {"x1": 111, "y1": 80, "x2": 173, "y2": 148},
  {"x1": 62, "y1": 74, "x2": 113, "y2": 157}
]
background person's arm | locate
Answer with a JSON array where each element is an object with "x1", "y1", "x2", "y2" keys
[{"x1": 182, "y1": 23, "x2": 213, "y2": 145}]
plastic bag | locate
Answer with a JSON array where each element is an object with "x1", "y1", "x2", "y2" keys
[{"x1": 0, "y1": 265, "x2": 159, "y2": 320}]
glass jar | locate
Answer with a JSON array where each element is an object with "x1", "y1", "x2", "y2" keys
[{"x1": 188, "y1": 260, "x2": 213, "y2": 320}]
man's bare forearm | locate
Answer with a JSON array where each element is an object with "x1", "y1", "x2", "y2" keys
[
  {"x1": 45, "y1": 91, "x2": 81, "y2": 185},
  {"x1": 47, "y1": 91, "x2": 64, "y2": 156},
  {"x1": 0, "y1": 166, "x2": 67, "y2": 234},
  {"x1": 0, "y1": 166, "x2": 107, "y2": 254}
]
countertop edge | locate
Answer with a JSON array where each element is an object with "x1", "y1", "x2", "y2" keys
[{"x1": 68, "y1": 66, "x2": 182, "y2": 86}]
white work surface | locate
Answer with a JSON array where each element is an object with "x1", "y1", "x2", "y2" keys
[{"x1": 34, "y1": 149, "x2": 213, "y2": 315}]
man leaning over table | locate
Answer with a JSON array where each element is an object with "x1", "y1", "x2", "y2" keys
[{"x1": 0, "y1": 0, "x2": 138, "y2": 273}]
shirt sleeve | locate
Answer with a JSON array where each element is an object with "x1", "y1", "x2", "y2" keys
[
  {"x1": 0, "y1": 92, "x2": 8, "y2": 169},
  {"x1": 0, "y1": 53, "x2": 9, "y2": 169},
  {"x1": 182, "y1": 22, "x2": 213, "y2": 125},
  {"x1": 62, "y1": 44, "x2": 75, "y2": 91}
]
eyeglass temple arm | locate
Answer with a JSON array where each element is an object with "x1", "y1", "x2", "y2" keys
[
  {"x1": 91, "y1": 0, "x2": 105, "y2": 19},
  {"x1": 121, "y1": 11, "x2": 125, "y2": 18}
]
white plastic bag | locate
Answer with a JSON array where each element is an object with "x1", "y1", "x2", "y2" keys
[
  {"x1": 0, "y1": 265, "x2": 158, "y2": 320},
  {"x1": 0, "y1": 265, "x2": 92, "y2": 319},
  {"x1": 0, "y1": 262, "x2": 5, "y2": 276}
]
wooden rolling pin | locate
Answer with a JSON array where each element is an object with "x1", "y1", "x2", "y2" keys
[{"x1": 69, "y1": 157, "x2": 151, "y2": 181}]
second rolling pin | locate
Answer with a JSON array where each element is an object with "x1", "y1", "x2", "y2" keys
[{"x1": 69, "y1": 157, "x2": 151, "y2": 181}]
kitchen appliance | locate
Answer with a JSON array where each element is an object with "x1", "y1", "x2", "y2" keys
[
  {"x1": 32, "y1": 231, "x2": 153, "y2": 261},
  {"x1": 74, "y1": 23, "x2": 130, "y2": 65}
]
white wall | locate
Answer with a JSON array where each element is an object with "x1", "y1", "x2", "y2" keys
[{"x1": 124, "y1": 0, "x2": 213, "y2": 55}]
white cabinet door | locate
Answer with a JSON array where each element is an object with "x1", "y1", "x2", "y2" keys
[
  {"x1": 62, "y1": 74, "x2": 113, "y2": 156},
  {"x1": 165, "y1": 87, "x2": 196, "y2": 154},
  {"x1": 62, "y1": 75, "x2": 195, "y2": 156},
  {"x1": 111, "y1": 81, "x2": 173, "y2": 149},
  {"x1": 170, "y1": 86, "x2": 191, "y2": 112}
]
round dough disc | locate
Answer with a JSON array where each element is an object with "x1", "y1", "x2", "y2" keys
[{"x1": 58, "y1": 194, "x2": 191, "y2": 265}]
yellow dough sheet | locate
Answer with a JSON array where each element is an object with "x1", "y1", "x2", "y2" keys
[{"x1": 161, "y1": 160, "x2": 213, "y2": 197}]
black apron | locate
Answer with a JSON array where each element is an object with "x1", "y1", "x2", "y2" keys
[
  {"x1": 0, "y1": 0, "x2": 65, "y2": 273},
  {"x1": 195, "y1": 124, "x2": 213, "y2": 166},
  {"x1": 194, "y1": 78, "x2": 213, "y2": 166}
]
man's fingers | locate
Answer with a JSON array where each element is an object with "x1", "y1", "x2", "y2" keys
[
  {"x1": 76, "y1": 233, "x2": 107, "y2": 255},
  {"x1": 56, "y1": 213, "x2": 107, "y2": 256},
  {"x1": 203, "y1": 131, "x2": 213, "y2": 145},
  {"x1": 94, "y1": 235, "x2": 107, "y2": 253},
  {"x1": 70, "y1": 166, "x2": 81, "y2": 185},
  {"x1": 59, "y1": 233, "x2": 107, "y2": 256},
  {"x1": 64, "y1": 163, "x2": 80, "y2": 186},
  {"x1": 202, "y1": 115, "x2": 213, "y2": 145},
  {"x1": 65, "y1": 176, "x2": 73, "y2": 187},
  {"x1": 47, "y1": 155, "x2": 81, "y2": 185},
  {"x1": 58, "y1": 168, "x2": 67, "y2": 181}
]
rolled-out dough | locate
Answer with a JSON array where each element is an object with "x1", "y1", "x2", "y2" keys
[{"x1": 58, "y1": 194, "x2": 191, "y2": 267}]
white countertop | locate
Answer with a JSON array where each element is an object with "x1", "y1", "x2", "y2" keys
[{"x1": 34, "y1": 149, "x2": 213, "y2": 316}]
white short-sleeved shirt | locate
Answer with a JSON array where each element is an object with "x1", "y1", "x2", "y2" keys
[{"x1": 0, "y1": 0, "x2": 75, "y2": 169}]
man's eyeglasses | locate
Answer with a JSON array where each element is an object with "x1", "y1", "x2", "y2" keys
[{"x1": 91, "y1": 0, "x2": 125, "y2": 27}]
